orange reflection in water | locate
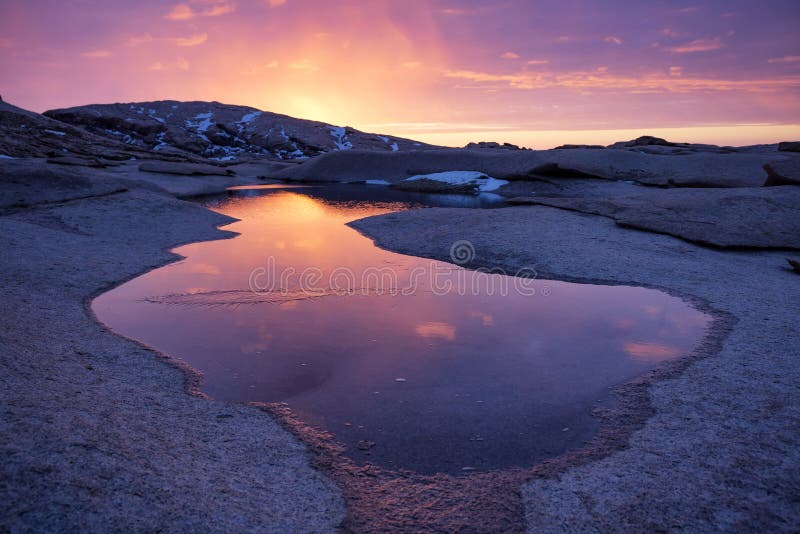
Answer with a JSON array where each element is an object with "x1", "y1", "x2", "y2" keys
[
  {"x1": 93, "y1": 186, "x2": 711, "y2": 474},
  {"x1": 624, "y1": 342, "x2": 682, "y2": 362},
  {"x1": 415, "y1": 322, "x2": 457, "y2": 341}
]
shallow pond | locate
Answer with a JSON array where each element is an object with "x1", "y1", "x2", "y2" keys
[{"x1": 93, "y1": 185, "x2": 710, "y2": 475}]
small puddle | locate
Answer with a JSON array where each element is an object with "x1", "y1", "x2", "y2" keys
[{"x1": 93, "y1": 185, "x2": 710, "y2": 475}]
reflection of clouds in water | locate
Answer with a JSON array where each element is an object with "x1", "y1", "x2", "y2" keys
[
  {"x1": 241, "y1": 323, "x2": 274, "y2": 354},
  {"x1": 642, "y1": 304, "x2": 663, "y2": 316},
  {"x1": 615, "y1": 318, "x2": 636, "y2": 331},
  {"x1": 624, "y1": 341, "x2": 681, "y2": 362},
  {"x1": 293, "y1": 239, "x2": 322, "y2": 249},
  {"x1": 189, "y1": 263, "x2": 221, "y2": 275},
  {"x1": 469, "y1": 310, "x2": 494, "y2": 326},
  {"x1": 241, "y1": 338, "x2": 272, "y2": 354},
  {"x1": 415, "y1": 322, "x2": 456, "y2": 341}
]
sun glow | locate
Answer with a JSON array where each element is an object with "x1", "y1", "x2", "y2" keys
[{"x1": 1, "y1": 1, "x2": 798, "y2": 143}]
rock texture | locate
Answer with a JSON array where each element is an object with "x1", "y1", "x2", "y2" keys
[
  {"x1": 273, "y1": 147, "x2": 797, "y2": 188},
  {"x1": 524, "y1": 187, "x2": 800, "y2": 249},
  {"x1": 45, "y1": 101, "x2": 432, "y2": 162},
  {"x1": 764, "y1": 160, "x2": 800, "y2": 186},
  {"x1": 0, "y1": 101, "x2": 198, "y2": 162},
  {"x1": 778, "y1": 141, "x2": 800, "y2": 152},
  {"x1": 0, "y1": 165, "x2": 344, "y2": 531},
  {"x1": 0, "y1": 159, "x2": 127, "y2": 209},
  {"x1": 138, "y1": 161, "x2": 233, "y2": 177},
  {"x1": 464, "y1": 141, "x2": 529, "y2": 150}
]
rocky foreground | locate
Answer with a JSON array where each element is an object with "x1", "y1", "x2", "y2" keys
[{"x1": 1, "y1": 99, "x2": 799, "y2": 530}]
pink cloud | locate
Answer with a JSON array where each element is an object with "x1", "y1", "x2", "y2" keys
[
  {"x1": 165, "y1": 3, "x2": 234, "y2": 20},
  {"x1": 173, "y1": 33, "x2": 208, "y2": 47},
  {"x1": 81, "y1": 50, "x2": 112, "y2": 58},
  {"x1": 768, "y1": 56, "x2": 800, "y2": 64},
  {"x1": 666, "y1": 38, "x2": 724, "y2": 53}
]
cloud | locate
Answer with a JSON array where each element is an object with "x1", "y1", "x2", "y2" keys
[
  {"x1": 669, "y1": 66, "x2": 683, "y2": 76},
  {"x1": 604, "y1": 36, "x2": 623, "y2": 45},
  {"x1": 128, "y1": 33, "x2": 207, "y2": 48},
  {"x1": 165, "y1": 2, "x2": 234, "y2": 20},
  {"x1": 500, "y1": 52, "x2": 520, "y2": 59},
  {"x1": 267, "y1": 0, "x2": 287, "y2": 6},
  {"x1": 127, "y1": 34, "x2": 154, "y2": 46},
  {"x1": 401, "y1": 61, "x2": 422, "y2": 68},
  {"x1": 438, "y1": 7, "x2": 479, "y2": 15},
  {"x1": 165, "y1": 4, "x2": 194, "y2": 20},
  {"x1": 666, "y1": 38, "x2": 724, "y2": 53},
  {"x1": 444, "y1": 67, "x2": 800, "y2": 94},
  {"x1": 288, "y1": 59, "x2": 319, "y2": 71},
  {"x1": 148, "y1": 58, "x2": 191, "y2": 71},
  {"x1": 768, "y1": 56, "x2": 800, "y2": 64},
  {"x1": 661, "y1": 28, "x2": 683, "y2": 38},
  {"x1": 81, "y1": 50, "x2": 112, "y2": 58},
  {"x1": 526, "y1": 59, "x2": 550, "y2": 66},
  {"x1": 173, "y1": 33, "x2": 208, "y2": 47},
  {"x1": 204, "y1": 4, "x2": 234, "y2": 16}
]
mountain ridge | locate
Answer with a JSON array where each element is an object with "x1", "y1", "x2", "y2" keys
[{"x1": 43, "y1": 100, "x2": 434, "y2": 162}]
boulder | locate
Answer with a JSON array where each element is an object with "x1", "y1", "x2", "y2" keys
[
  {"x1": 608, "y1": 135, "x2": 677, "y2": 148},
  {"x1": 464, "y1": 141, "x2": 528, "y2": 151},
  {"x1": 554, "y1": 144, "x2": 605, "y2": 150},
  {"x1": 778, "y1": 141, "x2": 800, "y2": 152},
  {"x1": 525, "y1": 187, "x2": 800, "y2": 249},
  {"x1": 764, "y1": 160, "x2": 800, "y2": 186}
]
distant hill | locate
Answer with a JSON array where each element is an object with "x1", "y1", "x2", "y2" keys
[
  {"x1": 0, "y1": 100, "x2": 199, "y2": 161},
  {"x1": 44, "y1": 101, "x2": 433, "y2": 161}
]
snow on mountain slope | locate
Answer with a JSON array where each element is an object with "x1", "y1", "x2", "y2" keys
[
  {"x1": 45, "y1": 101, "x2": 432, "y2": 161},
  {"x1": 0, "y1": 100, "x2": 199, "y2": 161}
]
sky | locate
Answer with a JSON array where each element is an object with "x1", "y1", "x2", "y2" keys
[{"x1": 1, "y1": 0, "x2": 799, "y2": 147}]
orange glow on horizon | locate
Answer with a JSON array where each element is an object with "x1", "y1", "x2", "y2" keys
[{"x1": 1, "y1": 1, "x2": 798, "y2": 146}]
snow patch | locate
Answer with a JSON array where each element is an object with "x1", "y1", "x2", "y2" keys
[
  {"x1": 44, "y1": 129, "x2": 67, "y2": 136},
  {"x1": 153, "y1": 132, "x2": 171, "y2": 151},
  {"x1": 404, "y1": 171, "x2": 509, "y2": 192},
  {"x1": 366, "y1": 179, "x2": 390, "y2": 185},
  {"x1": 0, "y1": 154, "x2": 14, "y2": 159},
  {"x1": 390, "y1": 142, "x2": 399, "y2": 152},
  {"x1": 329, "y1": 126, "x2": 353, "y2": 150},
  {"x1": 186, "y1": 112, "x2": 214, "y2": 133},
  {"x1": 238, "y1": 111, "x2": 262, "y2": 124}
]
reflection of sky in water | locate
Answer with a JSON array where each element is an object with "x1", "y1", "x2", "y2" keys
[{"x1": 94, "y1": 186, "x2": 710, "y2": 475}]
